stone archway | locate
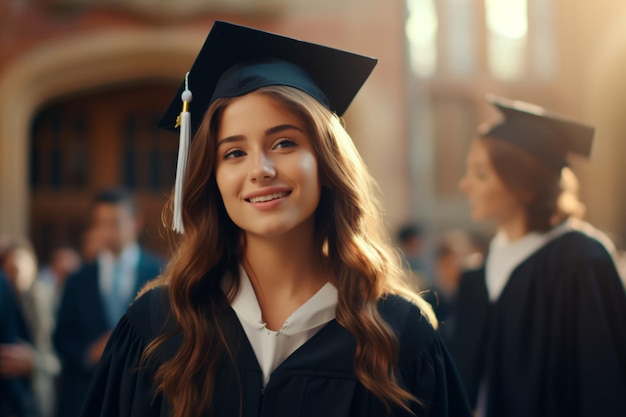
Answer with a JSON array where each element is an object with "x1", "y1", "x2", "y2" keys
[{"x1": 0, "y1": 29, "x2": 204, "y2": 238}]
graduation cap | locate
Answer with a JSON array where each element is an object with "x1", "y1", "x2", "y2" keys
[
  {"x1": 481, "y1": 95, "x2": 595, "y2": 173},
  {"x1": 159, "y1": 20, "x2": 378, "y2": 233}
]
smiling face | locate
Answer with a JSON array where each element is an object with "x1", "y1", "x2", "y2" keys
[
  {"x1": 458, "y1": 139, "x2": 525, "y2": 225},
  {"x1": 215, "y1": 91, "x2": 321, "y2": 239}
]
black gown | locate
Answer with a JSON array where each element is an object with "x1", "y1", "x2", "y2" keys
[
  {"x1": 80, "y1": 286, "x2": 472, "y2": 417},
  {"x1": 448, "y1": 230, "x2": 626, "y2": 417}
]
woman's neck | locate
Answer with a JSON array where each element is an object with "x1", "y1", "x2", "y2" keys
[
  {"x1": 241, "y1": 222, "x2": 330, "y2": 330},
  {"x1": 498, "y1": 208, "x2": 529, "y2": 242},
  {"x1": 243, "y1": 236, "x2": 327, "y2": 293}
]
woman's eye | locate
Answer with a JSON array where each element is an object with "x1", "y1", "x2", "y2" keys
[
  {"x1": 467, "y1": 165, "x2": 488, "y2": 181},
  {"x1": 474, "y1": 170, "x2": 488, "y2": 181},
  {"x1": 273, "y1": 139, "x2": 297, "y2": 150},
  {"x1": 223, "y1": 149, "x2": 245, "y2": 159}
]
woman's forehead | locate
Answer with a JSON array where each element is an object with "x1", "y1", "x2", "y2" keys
[
  {"x1": 216, "y1": 92, "x2": 306, "y2": 137},
  {"x1": 468, "y1": 139, "x2": 490, "y2": 163}
]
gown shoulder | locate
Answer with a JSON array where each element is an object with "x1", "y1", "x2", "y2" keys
[{"x1": 379, "y1": 295, "x2": 473, "y2": 417}]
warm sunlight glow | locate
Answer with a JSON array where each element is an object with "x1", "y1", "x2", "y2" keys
[
  {"x1": 485, "y1": 0, "x2": 528, "y2": 39},
  {"x1": 485, "y1": 0, "x2": 528, "y2": 80},
  {"x1": 406, "y1": 0, "x2": 438, "y2": 77}
]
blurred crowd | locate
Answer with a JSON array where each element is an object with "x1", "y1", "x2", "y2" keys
[
  {"x1": 1, "y1": 235, "x2": 82, "y2": 417},
  {"x1": 395, "y1": 223, "x2": 487, "y2": 338},
  {"x1": 0, "y1": 188, "x2": 164, "y2": 417}
]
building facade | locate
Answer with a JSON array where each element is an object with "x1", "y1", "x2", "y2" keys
[{"x1": 2, "y1": 0, "x2": 626, "y2": 260}]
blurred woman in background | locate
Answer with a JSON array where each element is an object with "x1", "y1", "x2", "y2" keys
[{"x1": 450, "y1": 96, "x2": 626, "y2": 417}]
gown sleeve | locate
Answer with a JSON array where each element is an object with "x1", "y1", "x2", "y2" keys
[
  {"x1": 398, "y1": 301, "x2": 473, "y2": 417},
  {"x1": 79, "y1": 292, "x2": 165, "y2": 417},
  {"x1": 449, "y1": 232, "x2": 626, "y2": 417},
  {"x1": 546, "y1": 237, "x2": 626, "y2": 416}
]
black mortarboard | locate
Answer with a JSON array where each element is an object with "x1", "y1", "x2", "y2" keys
[
  {"x1": 160, "y1": 21, "x2": 378, "y2": 233},
  {"x1": 481, "y1": 95, "x2": 595, "y2": 172},
  {"x1": 159, "y1": 20, "x2": 378, "y2": 134}
]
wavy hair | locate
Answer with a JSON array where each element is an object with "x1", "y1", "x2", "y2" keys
[
  {"x1": 480, "y1": 135, "x2": 585, "y2": 232},
  {"x1": 141, "y1": 86, "x2": 436, "y2": 417}
]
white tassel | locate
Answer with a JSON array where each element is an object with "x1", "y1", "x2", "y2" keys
[{"x1": 173, "y1": 73, "x2": 192, "y2": 234}]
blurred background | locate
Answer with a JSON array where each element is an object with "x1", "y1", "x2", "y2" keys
[{"x1": 1, "y1": 0, "x2": 626, "y2": 263}]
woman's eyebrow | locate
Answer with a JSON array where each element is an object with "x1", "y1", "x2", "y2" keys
[
  {"x1": 265, "y1": 124, "x2": 304, "y2": 136},
  {"x1": 217, "y1": 135, "x2": 244, "y2": 147}
]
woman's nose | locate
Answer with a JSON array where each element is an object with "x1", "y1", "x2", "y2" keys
[{"x1": 250, "y1": 152, "x2": 276, "y2": 182}]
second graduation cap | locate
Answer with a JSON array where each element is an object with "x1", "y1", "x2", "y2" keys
[
  {"x1": 481, "y1": 95, "x2": 595, "y2": 172},
  {"x1": 159, "y1": 20, "x2": 378, "y2": 134}
]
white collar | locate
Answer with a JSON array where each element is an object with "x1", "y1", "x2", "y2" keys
[
  {"x1": 230, "y1": 265, "x2": 338, "y2": 336},
  {"x1": 485, "y1": 221, "x2": 573, "y2": 301}
]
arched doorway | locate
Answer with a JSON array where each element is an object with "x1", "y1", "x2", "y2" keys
[
  {"x1": 0, "y1": 29, "x2": 205, "y2": 260},
  {"x1": 30, "y1": 81, "x2": 179, "y2": 260}
]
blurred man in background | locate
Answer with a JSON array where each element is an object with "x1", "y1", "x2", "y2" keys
[{"x1": 53, "y1": 188, "x2": 163, "y2": 417}]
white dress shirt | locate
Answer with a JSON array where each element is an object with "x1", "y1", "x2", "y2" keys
[
  {"x1": 485, "y1": 221, "x2": 573, "y2": 302},
  {"x1": 98, "y1": 244, "x2": 140, "y2": 325},
  {"x1": 230, "y1": 266, "x2": 338, "y2": 385}
]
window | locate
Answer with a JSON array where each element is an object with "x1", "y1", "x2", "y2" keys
[
  {"x1": 30, "y1": 108, "x2": 89, "y2": 189},
  {"x1": 406, "y1": 0, "x2": 554, "y2": 80},
  {"x1": 485, "y1": 0, "x2": 528, "y2": 80},
  {"x1": 406, "y1": 0, "x2": 439, "y2": 77},
  {"x1": 122, "y1": 111, "x2": 176, "y2": 191}
]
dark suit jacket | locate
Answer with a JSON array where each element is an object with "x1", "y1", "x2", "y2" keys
[
  {"x1": 0, "y1": 272, "x2": 38, "y2": 417},
  {"x1": 53, "y1": 249, "x2": 163, "y2": 417}
]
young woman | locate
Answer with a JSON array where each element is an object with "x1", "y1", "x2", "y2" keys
[
  {"x1": 450, "y1": 96, "x2": 626, "y2": 417},
  {"x1": 79, "y1": 21, "x2": 471, "y2": 417}
]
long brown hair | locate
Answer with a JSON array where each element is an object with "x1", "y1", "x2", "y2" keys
[
  {"x1": 480, "y1": 135, "x2": 585, "y2": 232},
  {"x1": 141, "y1": 86, "x2": 436, "y2": 417}
]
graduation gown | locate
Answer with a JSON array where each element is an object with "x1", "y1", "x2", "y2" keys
[
  {"x1": 448, "y1": 230, "x2": 626, "y2": 417},
  {"x1": 53, "y1": 250, "x2": 163, "y2": 417},
  {"x1": 80, "y1": 286, "x2": 472, "y2": 417}
]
